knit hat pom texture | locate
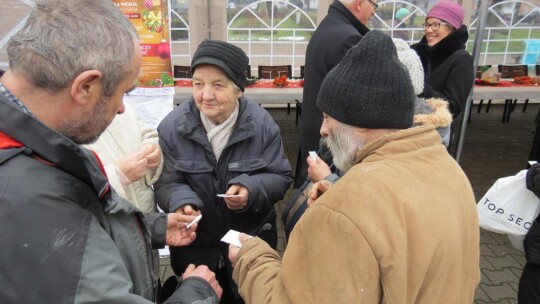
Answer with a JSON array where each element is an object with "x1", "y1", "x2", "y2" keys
[{"x1": 393, "y1": 38, "x2": 424, "y2": 95}]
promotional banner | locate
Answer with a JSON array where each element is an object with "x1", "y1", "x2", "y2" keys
[{"x1": 114, "y1": 0, "x2": 174, "y2": 128}]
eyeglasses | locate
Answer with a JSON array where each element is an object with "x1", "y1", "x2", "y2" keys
[
  {"x1": 367, "y1": 0, "x2": 379, "y2": 10},
  {"x1": 421, "y1": 22, "x2": 449, "y2": 31}
]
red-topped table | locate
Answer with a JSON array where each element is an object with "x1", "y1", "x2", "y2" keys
[
  {"x1": 174, "y1": 79, "x2": 539, "y2": 106},
  {"x1": 174, "y1": 79, "x2": 303, "y2": 106},
  {"x1": 472, "y1": 80, "x2": 539, "y2": 100}
]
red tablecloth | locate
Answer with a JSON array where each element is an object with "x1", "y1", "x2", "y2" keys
[
  {"x1": 246, "y1": 80, "x2": 303, "y2": 88},
  {"x1": 474, "y1": 80, "x2": 539, "y2": 87},
  {"x1": 175, "y1": 79, "x2": 304, "y2": 88}
]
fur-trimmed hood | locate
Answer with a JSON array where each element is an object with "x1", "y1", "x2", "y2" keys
[
  {"x1": 414, "y1": 97, "x2": 452, "y2": 146},
  {"x1": 414, "y1": 97, "x2": 452, "y2": 128}
]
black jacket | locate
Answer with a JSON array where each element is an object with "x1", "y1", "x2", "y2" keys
[
  {"x1": 295, "y1": 0, "x2": 369, "y2": 188},
  {"x1": 411, "y1": 25, "x2": 474, "y2": 119}
]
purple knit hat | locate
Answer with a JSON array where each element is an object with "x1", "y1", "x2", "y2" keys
[{"x1": 426, "y1": 1, "x2": 465, "y2": 29}]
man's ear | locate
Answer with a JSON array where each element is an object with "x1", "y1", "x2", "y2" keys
[
  {"x1": 70, "y1": 70, "x2": 103, "y2": 106},
  {"x1": 354, "y1": 0, "x2": 363, "y2": 11}
]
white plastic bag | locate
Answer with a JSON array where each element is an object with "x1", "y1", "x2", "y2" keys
[{"x1": 477, "y1": 170, "x2": 540, "y2": 236}]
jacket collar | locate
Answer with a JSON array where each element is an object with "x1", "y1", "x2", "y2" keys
[
  {"x1": 413, "y1": 25, "x2": 469, "y2": 68},
  {"x1": 0, "y1": 94, "x2": 110, "y2": 199},
  {"x1": 330, "y1": 0, "x2": 370, "y2": 36},
  {"x1": 352, "y1": 126, "x2": 442, "y2": 165}
]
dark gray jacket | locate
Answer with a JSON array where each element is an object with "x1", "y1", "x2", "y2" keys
[
  {"x1": 155, "y1": 96, "x2": 292, "y2": 272},
  {"x1": 0, "y1": 95, "x2": 218, "y2": 304}
]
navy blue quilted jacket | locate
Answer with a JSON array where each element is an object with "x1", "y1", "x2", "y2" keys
[{"x1": 155, "y1": 96, "x2": 293, "y2": 273}]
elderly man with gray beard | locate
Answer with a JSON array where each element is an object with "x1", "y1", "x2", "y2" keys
[{"x1": 227, "y1": 30, "x2": 480, "y2": 304}]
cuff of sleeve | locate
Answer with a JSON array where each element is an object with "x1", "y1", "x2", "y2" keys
[
  {"x1": 115, "y1": 166, "x2": 132, "y2": 186},
  {"x1": 324, "y1": 174, "x2": 340, "y2": 183},
  {"x1": 149, "y1": 213, "x2": 167, "y2": 249},
  {"x1": 167, "y1": 277, "x2": 218, "y2": 304}
]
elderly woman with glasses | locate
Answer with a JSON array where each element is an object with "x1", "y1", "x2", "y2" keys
[{"x1": 411, "y1": 1, "x2": 473, "y2": 149}]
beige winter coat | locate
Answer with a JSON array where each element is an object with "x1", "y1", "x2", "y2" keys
[
  {"x1": 85, "y1": 106, "x2": 163, "y2": 213},
  {"x1": 233, "y1": 126, "x2": 480, "y2": 303}
]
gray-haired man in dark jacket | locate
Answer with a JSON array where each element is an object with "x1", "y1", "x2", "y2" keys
[{"x1": 0, "y1": 0, "x2": 221, "y2": 303}]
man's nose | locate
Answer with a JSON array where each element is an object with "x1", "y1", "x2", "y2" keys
[{"x1": 117, "y1": 101, "x2": 125, "y2": 114}]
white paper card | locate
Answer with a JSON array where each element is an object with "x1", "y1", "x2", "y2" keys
[
  {"x1": 159, "y1": 246, "x2": 170, "y2": 258},
  {"x1": 221, "y1": 229, "x2": 243, "y2": 247},
  {"x1": 186, "y1": 214, "x2": 202, "y2": 229},
  {"x1": 217, "y1": 194, "x2": 246, "y2": 198}
]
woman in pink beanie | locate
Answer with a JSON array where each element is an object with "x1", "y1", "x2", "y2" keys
[{"x1": 411, "y1": 1, "x2": 473, "y2": 154}]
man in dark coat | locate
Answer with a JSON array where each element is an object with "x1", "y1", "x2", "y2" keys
[{"x1": 294, "y1": 0, "x2": 373, "y2": 188}]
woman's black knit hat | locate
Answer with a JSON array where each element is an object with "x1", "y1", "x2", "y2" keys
[
  {"x1": 191, "y1": 39, "x2": 249, "y2": 91},
  {"x1": 317, "y1": 30, "x2": 415, "y2": 129}
]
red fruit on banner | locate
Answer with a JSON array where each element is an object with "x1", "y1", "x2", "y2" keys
[
  {"x1": 155, "y1": 25, "x2": 162, "y2": 33},
  {"x1": 156, "y1": 41, "x2": 170, "y2": 59},
  {"x1": 144, "y1": 0, "x2": 153, "y2": 9}
]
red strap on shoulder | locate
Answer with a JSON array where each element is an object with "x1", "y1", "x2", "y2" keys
[
  {"x1": 89, "y1": 150, "x2": 110, "y2": 198},
  {"x1": 89, "y1": 150, "x2": 108, "y2": 178}
]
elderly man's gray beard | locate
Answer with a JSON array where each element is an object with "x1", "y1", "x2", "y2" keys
[{"x1": 327, "y1": 123, "x2": 368, "y2": 173}]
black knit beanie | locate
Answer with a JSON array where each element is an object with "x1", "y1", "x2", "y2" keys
[
  {"x1": 191, "y1": 39, "x2": 249, "y2": 91},
  {"x1": 317, "y1": 30, "x2": 415, "y2": 129}
]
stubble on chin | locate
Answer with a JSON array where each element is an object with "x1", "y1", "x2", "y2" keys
[{"x1": 59, "y1": 96, "x2": 110, "y2": 145}]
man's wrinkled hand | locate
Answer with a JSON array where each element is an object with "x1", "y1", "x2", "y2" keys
[
  {"x1": 183, "y1": 264, "x2": 223, "y2": 300},
  {"x1": 228, "y1": 233, "x2": 254, "y2": 268},
  {"x1": 307, "y1": 154, "x2": 332, "y2": 183},
  {"x1": 307, "y1": 180, "x2": 333, "y2": 206},
  {"x1": 165, "y1": 213, "x2": 197, "y2": 246}
]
